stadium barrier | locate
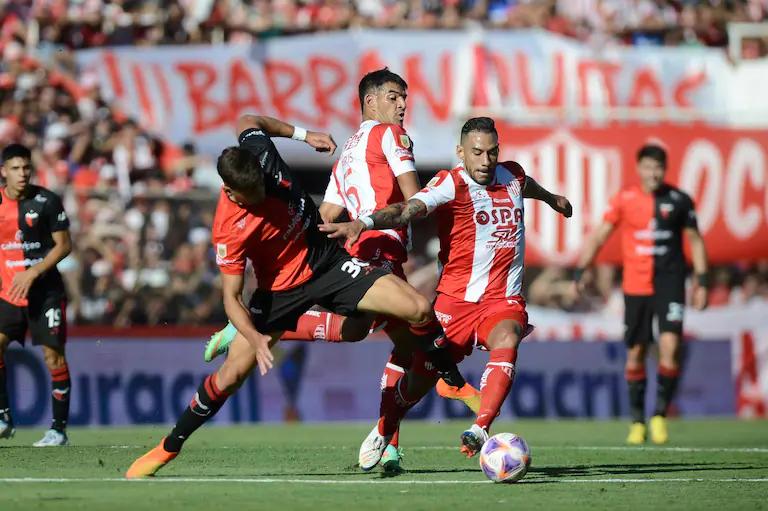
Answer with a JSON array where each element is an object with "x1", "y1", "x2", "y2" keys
[{"x1": 6, "y1": 304, "x2": 765, "y2": 426}]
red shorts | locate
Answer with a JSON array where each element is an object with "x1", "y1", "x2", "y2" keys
[{"x1": 433, "y1": 293, "x2": 529, "y2": 362}]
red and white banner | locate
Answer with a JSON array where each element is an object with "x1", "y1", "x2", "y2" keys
[
  {"x1": 499, "y1": 123, "x2": 768, "y2": 265},
  {"x1": 75, "y1": 31, "x2": 768, "y2": 264},
  {"x1": 75, "y1": 30, "x2": 744, "y2": 166}
]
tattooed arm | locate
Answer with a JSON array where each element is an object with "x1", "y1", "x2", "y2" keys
[
  {"x1": 318, "y1": 198, "x2": 428, "y2": 245},
  {"x1": 523, "y1": 175, "x2": 573, "y2": 218}
]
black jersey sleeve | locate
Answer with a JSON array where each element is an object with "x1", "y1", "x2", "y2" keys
[
  {"x1": 681, "y1": 193, "x2": 699, "y2": 231},
  {"x1": 238, "y1": 128, "x2": 295, "y2": 192},
  {"x1": 42, "y1": 189, "x2": 70, "y2": 232}
]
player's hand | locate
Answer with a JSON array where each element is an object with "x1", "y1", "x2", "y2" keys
[
  {"x1": 248, "y1": 331, "x2": 275, "y2": 376},
  {"x1": 9, "y1": 268, "x2": 40, "y2": 302},
  {"x1": 305, "y1": 131, "x2": 337, "y2": 155},
  {"x1": 319, "y1": 220, "x2": 365, "y2": 245},
  {"x1": 550, "y1": 195, "x2": 573, "y2": 218},
  {"x1": 692, "y1": 286, "x2": 708, "y2": 311}
]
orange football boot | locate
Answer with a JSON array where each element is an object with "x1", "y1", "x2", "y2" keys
[
  {"x1": 125, "y1": 438, "x2": 179, "y2": 479},
  {"x1": 436, "y1": 379, "x2": 482, "y2": 414}
]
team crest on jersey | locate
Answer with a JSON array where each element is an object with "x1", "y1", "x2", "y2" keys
[
  {"x1": 25, "y1": 211, "x2": 39, "y2": 227},
  {"x1": 659, "y1": 203, "x2": 674, "y2": 219},
  {"x1": 506, "y1": 179, "x2": 521, "y2": 197},
  {"x1": 216, "y1": 243, "x2": 227, "y2": 258},
  {"x1": 398, "y1": 134, "x2": 411, "y2": 149}
]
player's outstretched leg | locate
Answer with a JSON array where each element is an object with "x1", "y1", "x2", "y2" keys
[
  {"x1": 128, "y1": 332, "x2": 270, "y2": 478},
  {"x1": 34, "y1": 346, "x2": 70, "y2": 447},
  {"x1": 204, "y1": 313, "x2": 370, "y2": 362},
  {"x1": 461, "y1": 319, "x2": 523, "y2": 458}
]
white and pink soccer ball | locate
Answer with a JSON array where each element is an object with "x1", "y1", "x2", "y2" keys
[{"x1": 478, "y1": 432, "x2": 531, "y2": 483}]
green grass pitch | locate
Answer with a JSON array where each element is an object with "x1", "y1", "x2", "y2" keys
[{"x1": 1, "y1": 419, "x2": 767, "y2": 510}]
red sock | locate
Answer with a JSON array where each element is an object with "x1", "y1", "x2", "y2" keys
[
  {"x1": 380, "y1": 352, "x2": 412, "y2": 447},
  {"x1": 378, "y1": 374, "x2": 418, "y2": 436},
  {"x1": 282, "y1": 311, "x2": 344, "y2": 342},
  {"x1": 475, "y1": 348, "x2": 517, "y2": 431}
]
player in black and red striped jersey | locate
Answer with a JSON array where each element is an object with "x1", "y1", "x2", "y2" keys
[
  {"x1": 126, "y1": 115, "x2": 469, "y2": 478},
  {"x1": 0, "y1": 143, "x2": 73, "y2": 446}
]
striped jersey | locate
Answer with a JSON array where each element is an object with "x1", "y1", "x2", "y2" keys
[
  {"x1": 323, "y1": 120, "x2": 416, "y2": 251},
  {"x1": 411, "y1": 162, "x2": 527, "y2": 303}
]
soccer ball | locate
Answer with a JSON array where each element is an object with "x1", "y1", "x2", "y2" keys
[{"x1": 478, "y1": 432, "x2": 531, "y2": 483}]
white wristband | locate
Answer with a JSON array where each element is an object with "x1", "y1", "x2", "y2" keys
[
  {"x1": 291, "y1": 126, "x2": 307, "y2": 141},
  {"x1": 358, "y1": 215, "x2": 374, "y2": 230}
]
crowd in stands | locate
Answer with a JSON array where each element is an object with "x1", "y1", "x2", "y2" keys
[
  {"x1": 0, "y1": 1, "x2": 765, "y2": 52},
  {"x1": 0, "y1": 0, "x2": 766, "y2": 326}
]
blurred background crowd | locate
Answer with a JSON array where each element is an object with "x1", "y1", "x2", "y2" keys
[
  {"x1": 0, "y1": 0, "x2": 766, "y2": 51},
  {"x1": 1, "y1": 0, "x2": 767, "y2": 327}
]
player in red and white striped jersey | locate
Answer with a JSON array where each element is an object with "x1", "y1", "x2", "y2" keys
[
  {"x1": 318, "y1": 69, "x2": 479, "y2": 471},
  {"x1": 322, "y1": 117, "x2": 573, "y2": 459}
]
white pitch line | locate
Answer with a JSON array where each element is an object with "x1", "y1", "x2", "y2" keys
[
  {"x1": 103, "y1": 444, "x2": 768, "y2": 454},
  {"x1": 1, "y1": 477, "x2": 767, "y2": 485},
  {"x1": 410, "y1": 445, "x2": 768, "y2": 454}
]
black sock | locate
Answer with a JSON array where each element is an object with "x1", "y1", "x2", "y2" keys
[
  {"x1": 0, "y1": 359, "x2": 11, "y2": 426},
  {"x1": 626, "y1": 367, "x2": 647, "y2": 423},
  {"x1": 654, "y1": 366, "x2": 681, "y2": 417},
  {"x1": 408, "y1": 319, "x2": 467, "y2": 389},
  {"x1": 430, "y1": 347, "x2": 467, "y2": 388},
  {"x1": 50, "y1": 365, "x2": 70, "y2": 432},
  {"x1": 164, "y1": 374, "x2": 229, "y2": 453}
]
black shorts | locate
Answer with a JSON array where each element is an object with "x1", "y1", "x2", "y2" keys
[
  {"x1": 0, "y1": 294, "x2": 67, "y2": 347},
  {"x1": 248, "y1": 251, "x2": 390, "y2": 333},
  {"x1": 624, "y1": 275, "x2": 685, "y2": 346}
]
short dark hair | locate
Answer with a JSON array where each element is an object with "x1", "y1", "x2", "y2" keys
[
  {"x1": 636, "y1": 144, "x2": 667, "y2": 168},
  {"x1": 217, "y1": 147, "x2": 264, "y2": 192},
  {"x1": 358, "y1": 68, "x2": 407, "y2": 111},
  {"x1": 461, "y1": 117, "x2": 497, "y2": 140},
  {"x1": 2, "y1": 143, "x2": 31, "y2": 163}
]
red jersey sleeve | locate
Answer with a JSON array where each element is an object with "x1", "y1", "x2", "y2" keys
[
  {"x1": 212, "y1": 193, "x2": 247, "y2": 275},
  {"x1": 603, "y1": 192, "x2": 623, "y2": 225}
]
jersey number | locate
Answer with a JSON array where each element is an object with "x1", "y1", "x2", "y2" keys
[
  {"x1": 45, "y1": 308, "x2": 62, "y2": 329},
  {"x1": 341, "y1": 258, "x2": 369, "y2": 279}
]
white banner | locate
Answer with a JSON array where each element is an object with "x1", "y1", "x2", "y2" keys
[{"x1": 75, "y1": 30, "x2": 758, "y2": 167}]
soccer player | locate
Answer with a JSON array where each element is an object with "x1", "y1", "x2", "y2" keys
[
  {"x1": 572, "y1": 143, "x2": 709, "y2": 445},
  {"x1": 320, "y1": 117, "x2": 572, "y2": 466},
  {"x1": 125, "y1": 114, "x2": 462, "y2": 478},
  {"x1": 202, "y1": 69, "x2": 480, "y2": 471},
  {"x1": 0, "y1": 143, "x2": 73, "y2": 446}
]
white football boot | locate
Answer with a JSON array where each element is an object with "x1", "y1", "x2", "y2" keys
[
  {"x1": 33, "y1": 429, "x2": 69, "y2": 447},
  {"x1": 460, "y1": 423, "x2": 489, "y2": 458},
  {"x1": 358, "y1": 424, "x2": 393, "y2": 471}
]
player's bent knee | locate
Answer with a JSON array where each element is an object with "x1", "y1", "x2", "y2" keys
[{"x1": 410, "y1": 295, "x2": 433, "y2": 325}]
